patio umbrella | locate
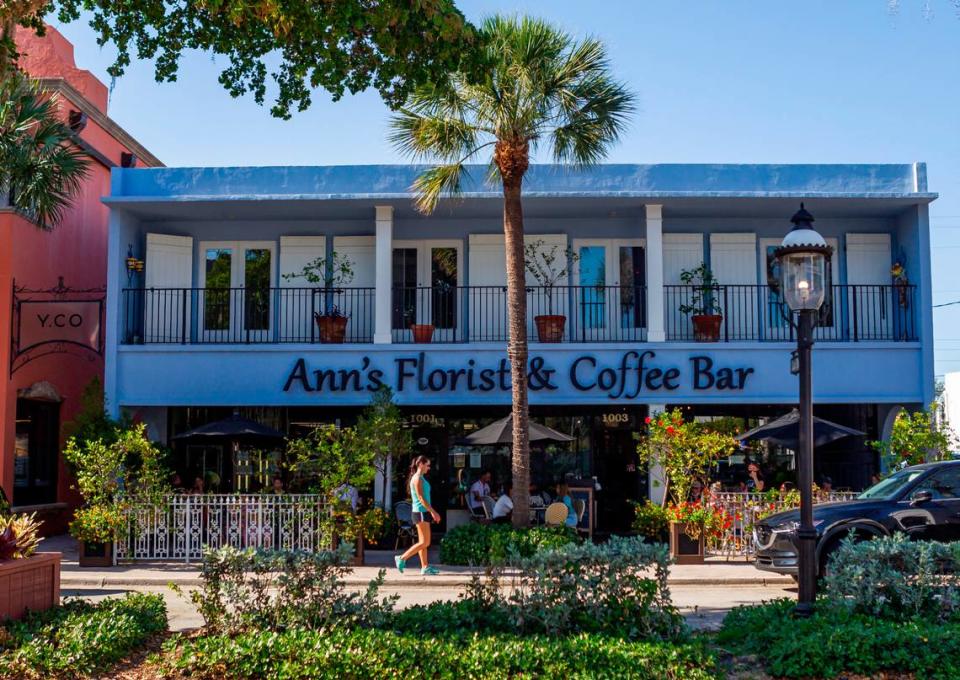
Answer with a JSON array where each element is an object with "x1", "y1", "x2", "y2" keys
[
  {"x1": 736, "y1": 409, "x2": 864, "y2": 450},
  {"x1": 173, "y1": 412, "x2": 285, "y2": 440},
  {"x1": 464, "y1": 414, "x2": 574, "y2": 445}
]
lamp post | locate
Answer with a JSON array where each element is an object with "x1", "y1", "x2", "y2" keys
[{"x1": 774, "y1": 203, "x2": 832, "y2": 617}]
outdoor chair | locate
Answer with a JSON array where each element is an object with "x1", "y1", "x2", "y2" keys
[
  {"x1": 394, "y1": 501, "x2": 417, "y2": 550},
  {"x1": 544, "y1": 502, "x2": 569, "y2": 527},
  {"x1": 481, "y1": 495, "x2": 496, "y2": 520}
]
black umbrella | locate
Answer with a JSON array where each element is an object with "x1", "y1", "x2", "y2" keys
[
  {"x1": 173, "y1": 412, "x2": 285, "y2": 440},
  {"x1": 736, "y1": 409, "x2": 864, "y2": 450},
  {"x1": 464, "y1": 414, "x2": 574, "y2": 445}
]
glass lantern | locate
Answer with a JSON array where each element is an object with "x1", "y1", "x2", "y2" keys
[{"x1": 775, "y1": 204, "x2": 833, "y2": 313}]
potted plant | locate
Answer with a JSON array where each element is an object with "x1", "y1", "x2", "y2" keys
[
  {"x1": 635, "y1": 409, "x2": 737, "y2": 563},
  {"x1": 64, "y1": 423, "x2": 171, "y2": 568},
  {"x1": 524, "y1": 239, "x2": 579, "y2": 342},
  {"x1": 679, "y1": 262, "x2": 723, "y2": 342},
  {"x1": 70, "y1": 505, "x2": 126, "y2": 567},
  {"x1": 0, "y1": 513, "x2": 61, "y2": 620},
  {"x1": 409, "y1": 321, "x2": 435, "y2": 343},
  {"x1": 891, "y1": 261, "x2": 909, "y2": 308},
  {"x1": 283, "y1": 251, "x2": 355, "y2": 343}
]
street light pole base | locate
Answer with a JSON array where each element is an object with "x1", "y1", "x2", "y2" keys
[{"x1": 793, "y1": 601, "x2": 815, "y2": 618}]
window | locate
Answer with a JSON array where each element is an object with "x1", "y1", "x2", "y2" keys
[
  {"x1": 913, "y1": 468, "x2": 960, "y2": 500},
  {"x1": 13, "y1": 399, "x2": 60, "y2": 506}
]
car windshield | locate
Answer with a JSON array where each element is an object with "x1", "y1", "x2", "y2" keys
[{"x1": 858, "y1": 468, "x2": 927, "y2": 500}]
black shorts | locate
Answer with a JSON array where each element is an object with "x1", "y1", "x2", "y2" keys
[{"x1": 413, "y1": 511, "x2": 433, "y2": 524}]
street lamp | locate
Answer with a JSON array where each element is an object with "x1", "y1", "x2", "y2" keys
[{"x1": 774, "y1": 203, "x2": 832, "y2": 617}]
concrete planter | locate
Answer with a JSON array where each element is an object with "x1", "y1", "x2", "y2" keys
[
  {"x1": 669, "y1": 522, "x2": 705, "y2": 565},
  {"x1": 0, "y1": 552, "x2": 61, "y2": 621}
]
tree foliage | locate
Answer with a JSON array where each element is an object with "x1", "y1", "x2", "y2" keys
[
  {"x1": 635, "y1": 409, "x2": 737, "y2": 507},
  {"x1": 5, "y1": 0, "x2": 479, "y2": 118},
  {"x1": 869, "y1": 403, "x2": 955, "y2": 469}
]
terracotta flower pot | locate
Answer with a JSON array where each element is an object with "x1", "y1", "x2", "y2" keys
[
  {"x1": 315, "y1": 314, "x2": 348, "y2": 343},
  {"x1": 534, "y1": 315, "x2": 566, "y2": 342},
  {"x1": 78, "y1": 541, "x2": 113, "y2": 568},
  {"x1": 0, "y1": 552, "x2": 61, "y2": 620},
  {"x1": 669, "y1": 522, "x2": 705, "y2": 565},
  {"x1": 409, "y1": 324, "x2": 435, "y2": 343},
  {"x1": 691, "y1": 314, "x2": 722, "y2": 342}
]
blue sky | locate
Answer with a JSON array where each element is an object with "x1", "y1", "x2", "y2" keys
[{"x1": 51, "y1": 0, "x2": 960, "y2": 376}]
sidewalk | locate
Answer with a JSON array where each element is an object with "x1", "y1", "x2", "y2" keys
[{"x1": 40, "y1": 535, "x2": 792, "y2": 588}]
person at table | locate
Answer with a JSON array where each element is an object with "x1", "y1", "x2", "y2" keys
[
  {"x1": 556, "y1": 483, "x2": 578, "y2": 528},
  {"x1": 492, "y1": 485, "x2": 513, "y2": 524},
  {"x1": 745, "y1": 462, "x2": 765, "y2": 492},
  {"x1": 468, "y1": 471, "x2": 491, "y2": 514}
]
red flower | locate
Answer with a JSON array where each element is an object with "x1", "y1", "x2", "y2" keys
[
  {"x1": 666, "y1": 426, "x2": 676, "y2": 435},
  {"x1": 644, "y1": 416, "x2": 652, "y2": 424}
]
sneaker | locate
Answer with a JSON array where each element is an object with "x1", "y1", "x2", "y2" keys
[
  {"x1": 421, "y1": 566, "x2": 440, "y2": 576},
  {"x1": 394, "y1": 556, "x2": 406, "y2": 573}
]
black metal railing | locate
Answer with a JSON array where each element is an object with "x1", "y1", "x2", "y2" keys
[
  {"x1": 664, "y1": 284, "x2": 916, "y2": 342},
  {"x1": 121, "y1": 283, "x2": 916, "y2": 345},
  {"x1": 390, "y1": 285, "x2": 647, "y2": 343},
  {"x1": 121, "y1": 287, "x2": 375, "y2": 344}
]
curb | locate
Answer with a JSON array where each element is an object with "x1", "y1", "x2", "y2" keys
[{"x1": 60, "y1": 575, "x2": 794, "y2": 589}]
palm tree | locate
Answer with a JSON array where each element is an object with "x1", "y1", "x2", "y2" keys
[
  {"x1": 389, "y1": 15, "x2": 634, "y2": 527},
  {"x1": 1, "y1": 70, "x2": 89, "y2": 230}
]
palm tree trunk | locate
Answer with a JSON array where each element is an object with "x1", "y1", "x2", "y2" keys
[
  {"x1": 0, "y1": 18, "x2": 14, "y2": 78},
  {"x1": 496, "y1": 139, "x2": 531, "y2": 529}
]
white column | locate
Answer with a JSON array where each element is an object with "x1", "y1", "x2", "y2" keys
[
  {"x1": 645, "y1": 204, "x2": 665, "y2": 342},
  {"x1": 374, "y1": 205, "x2": 394, "y2": 344},
  {"x1": 647, "y1": 403, "x2": 668, "y2": 505}
]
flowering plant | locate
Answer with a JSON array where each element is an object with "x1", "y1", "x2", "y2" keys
[
  {"x1": 69, "y1": 505, "x2": 128, "y2": 544},
  {"x1": 666, "y1": 502, "x2": 731, "y2": 540},
  {"x1": 635, "y1": 408, "x2": 737, "y2": 507},
  {"x1": 890, "y1": 261, "x2": 907, "y2": 284}
]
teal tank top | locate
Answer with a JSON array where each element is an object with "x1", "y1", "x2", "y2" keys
[{"x1": 411, "y1": 473, "x2": 431, "y2": 512}]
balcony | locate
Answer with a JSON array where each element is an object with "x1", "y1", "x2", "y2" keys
[{"x1": 119, "y1": 283, "x2": 916, "y2": 345}]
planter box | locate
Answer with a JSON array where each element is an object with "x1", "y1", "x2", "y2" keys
[
  {"x1": 669, "y1": 522, "x2": 705, "y2": 565},
  {"x1": 0, "y1": 552, "x2": 61, "y2": 621},
  {"x1": 79, "y1": 541, "x2": 113, "y2": 568}
]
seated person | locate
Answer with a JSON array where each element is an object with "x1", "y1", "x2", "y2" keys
[
  {"x1": 492, "y1": 486, "x2": 513, "y2": 524},
  {"x1": 556, "y1": 483, "x2": 578, "y2": 528},
  {"x1": 468, "y1": 471, "x2": 491, "y2": 514}
]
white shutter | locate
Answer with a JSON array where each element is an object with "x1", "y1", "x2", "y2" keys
[
  {"x1": 467, "y1": 233, "x2": 568, "y2": 340},
  {"x1": 144, "y1": 234, "x2": 193, "y2": 343},
  {"x1": 334, "y1": 236, "x2": 375, "y2": 341},
  {"x1": 709, "y1": 233, "x2": 757, "y2": 339},
  {"x1": 279, "y1": 236, "x2": 325, "y2": 341},
  {"x1": 662, "y1": 233, "x2": 703, "y2": 339},
  {"x1": 846, "y1": 233, "x2": 892, "y2": 340}
]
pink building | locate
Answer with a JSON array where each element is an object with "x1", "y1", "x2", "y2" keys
[{"x1": 0, "y1": 26, "x2": 160, "y2": 531}]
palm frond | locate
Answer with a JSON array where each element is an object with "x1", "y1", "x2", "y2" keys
[{"x1": 411, "y1": 163, "x2": 468, "y2": 214}]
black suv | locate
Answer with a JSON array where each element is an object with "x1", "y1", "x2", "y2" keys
[{"x1": 755, "y1": 460, "x2": 960, "y2": 576}]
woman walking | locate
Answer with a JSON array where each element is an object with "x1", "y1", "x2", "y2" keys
[{"x1": 396, "y1": 456, "x2": 441, "y2": 575}]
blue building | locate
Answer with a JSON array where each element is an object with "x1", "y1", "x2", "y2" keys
[{"x1": 104, "y1": 163, "x2": 935, "y2": 530}]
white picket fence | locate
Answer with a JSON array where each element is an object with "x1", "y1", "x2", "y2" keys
[
  {"x1": 116, "y1": 494, "x2": 328, "y2": 563},
  {"x1": 705, "y1": 491, "x2": 859, "y2": 559}
]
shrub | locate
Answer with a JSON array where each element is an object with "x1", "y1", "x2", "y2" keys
[
  {"x1": 631, "y1": 500, "x2": 670, "y2": 542},
  {"x1": 438, "y1": 522, "x2": 578, "y2": 565},
  {"x1": 157, "y1": 628, "x2": 716, "y2": 680},
  {"x1": 416, "y1": 536, "x2": 683, "y2": 641},
  {"x1": 0, "y1": 513, "x2": 41, "y2": 560},
  {"x1": 824, "y1": 532, "x2": 960, "y2": 621},
  {"x1": 718, "y1": 598, "x2": 960, "y2": 679},
  {"x1": 190, "y1": 545, "x2": 397, "y2": 634},
  {"x1": 0, "y1": 593, "x2": 166, "y2": 679}
]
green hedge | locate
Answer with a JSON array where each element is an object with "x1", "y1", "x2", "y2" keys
[
  {"x1": 439, "y1": 522, "x2": 579, "y2": 565},
  {"x1": 159, "y1": 628, "x2": 716, "y2": 679},
  {"x1": 718, "y1": 598, "x2": 960, "y2": 679},
  {"x1": 0, "y1": 593, "x2": 167, "y2": 679}
]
